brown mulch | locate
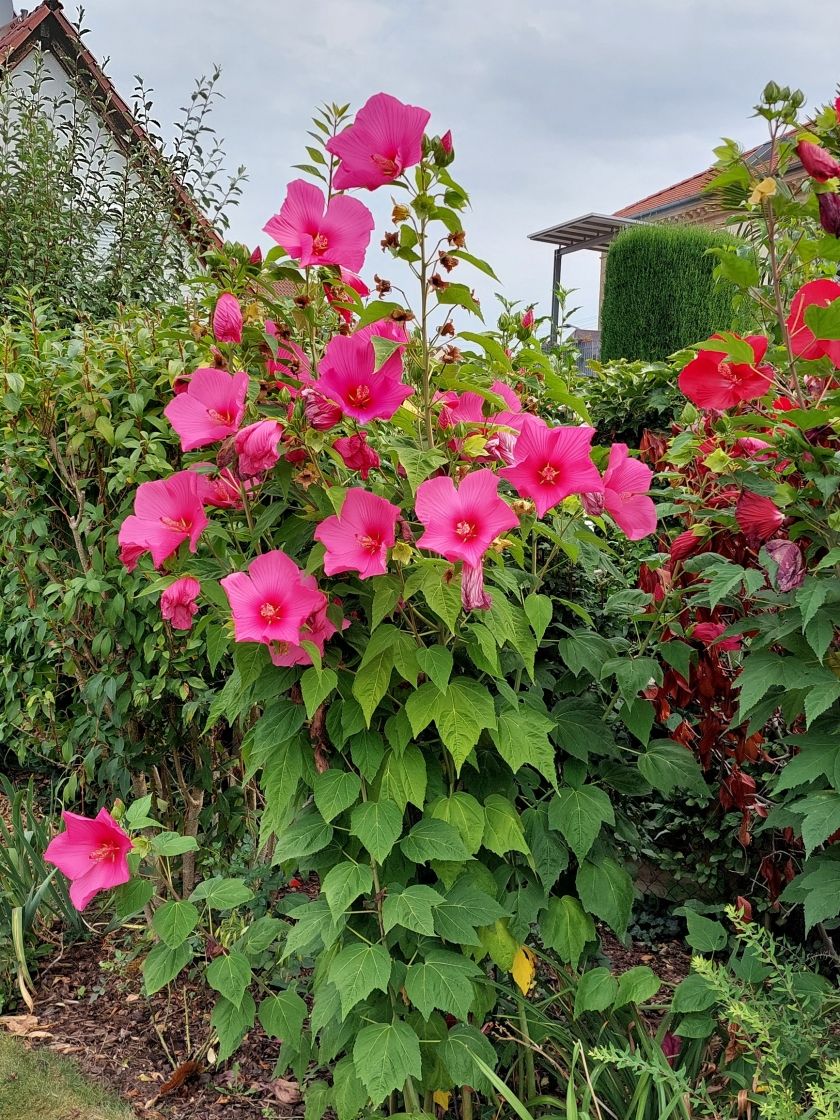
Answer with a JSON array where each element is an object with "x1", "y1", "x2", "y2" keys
[
  {"x1": 600, "y1": 928, "x2": 693, "y2": 991},
  {"x1": 5, "y1": 910, "x2": 692, "y2": 1119},
  {"x1": 15, "y1": 934, "x2": 304, "y2": 1120}
]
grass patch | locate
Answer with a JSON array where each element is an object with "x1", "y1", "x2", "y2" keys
[{"x1": 0, "y1": 1031, "x2": 133, "y2": 1120}]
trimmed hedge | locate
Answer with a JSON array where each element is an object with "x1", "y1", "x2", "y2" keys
[{"x1": 600, "y1": 224, "x2": 741, "y2": 362}]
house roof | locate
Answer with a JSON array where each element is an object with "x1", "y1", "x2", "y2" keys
[
  {"x1": 615, "y1": 136, "x2": 798, "y2": 220},
  {"x1": 0, "y1": 0, "x2": 222, "y2": 253}
]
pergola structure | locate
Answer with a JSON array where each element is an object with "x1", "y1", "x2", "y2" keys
[{"x1": 528, "y1": 213, "x2": 643, "y2": 345}]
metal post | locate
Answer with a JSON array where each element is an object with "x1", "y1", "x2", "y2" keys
[{"x1": 549, "y1": 248, "x2": 562, "y2": 348}]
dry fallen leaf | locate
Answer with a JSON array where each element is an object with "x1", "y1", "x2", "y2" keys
[
  {"x1": 269, "y1": 1077, "x2": 302, "y2": 1105},
  {"x1": 0, "y1": 1014, "x2": 39, "y2": 1036}
]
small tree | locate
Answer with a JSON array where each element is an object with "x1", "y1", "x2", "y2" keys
[
  {"x1": 0, "y1": 47, "x2": 245, "y2": 321},
  {"x1": 600, "y1": 224, "x2": 741, "y2": 361}
]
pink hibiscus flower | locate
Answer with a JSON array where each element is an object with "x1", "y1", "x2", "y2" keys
[
  {"x1": 160, "y1": 576, "x2": 201, "y2": 630},
  {"x1": 191, "y1": 465, "x2": 248, "y2": 509},
  {"x1": 678, "y1": 336, "x2": 774, "y2": 410},
  {"x1": 221, "y1": 551, "x2": 325, "y2": 649},
  {"x1": 269, "y1": 574, "x2": 346, "y2": 667},
  {"x1": 326, "y1": 92, "x2": 431, "y2": 191},
  {"x1": 415, "y1": 469, "x2": 519, "y2": 567},
  {"x1": 303, "y1": 387, "x2": 343, "y2": 431},
  {"x1": 599, "y1": 443, "x2": 657, "y2": 541},
  {"x1": 234, "y1": 420, "x2": 283, "y2": 478},
  {"x1": 263, "y1": 179, "x2": 374, "y2": 272},
  {"x1": 500, "y1": 417, "x2": 602, "y2": 518},
  {"x1": 119, "y1": 472, "x2": 208, "y2": 570},
  {"x1": 314, "y1": 488, "x2": 400, "y2": 579},
  {"x1": 164, "y1": 367, "x2": 249, "y2": 452},
  {"x1": 213, "y1": 293, "x2": 243, "y2": 343},
  {"x1": 786, "y1": 279, "x2": 840, "y2": 367},
  {"x1": 44, "y1": 808, "x2": 132, "y2": 911},
  {"x1": 333, "y1": 431, "x2": 381, "y2": 479},
  {"x1": 316, "y1": 333, "x2": 414, "y2": 422}
]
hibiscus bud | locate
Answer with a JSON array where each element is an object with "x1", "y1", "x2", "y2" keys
[
  {"x1": 439, "y1": 252, "x2": 459, "y2": 272},
  {"x1": 172, "y1": 372, "x2": 191, "y2": 395},
  {"x1": 484, "y1": 430, "x2": 517, "y2": 466},
  {"x1": 391, "y1": 541, "x2": 413, "y2": 564},
  {"x1": 521, "y1": 307, "x2": 535, "y2": 330},
  {"x1": 392, "y1": 203, "x2": 410, "y2": 223},
  {"x1": 836, "y1": 96, "x2": 840, "y2": 122},
  {"x1": 399, "y1": 517, "x2": 414, "y2": 543},
  {"x1": 160, "y1": 576, "x2": 201, "y2": 631},
  {"x1": 818, "y1": 192, "x2": 840, "y2": 237},
  {"x1": 374, "y1": 273, "x2": 392, "y2": 295},
  {"x1": 461, "y1": 562, "x2": 492, "y2": 611},
  {"x1": 670, "y1": 528, "x2": 703, "y2": 563},
  {"x1": 234, "y1": 419, "x2": 283, "y2": 479},
  {"x1": 213, "y1": 293, "x2": 243, "y2": 344},
  {"x1": 440, "y1": 129, "x2": 453, "y2": 155},
  {"x1": 796, "y1": 140, "x2": 840, "y2": 182},
  {"x1": 249, "y1": 245, "x2": 263, "y2": 265},
  {"x1": 661, "y1": 1033, "x2": 682, "y2": 1067},
  {"x1": 736, "y1": 491, "x2": 784, "y2": 545},
  {"x1": 735, "y1": 896, "x2": 753, "y2": 922},
  {"x1": 765, "y1": 538, "x2": 805, "y2": 591},
  {"x1": 333, "y1": 431, "x2": 380, "y2": 480},
  {"x1": 580, "y1": 491, "x2": 605, "y2": 518},
  {"x1": 302, "y1": 387, "x2": 342, "y2": 431}
]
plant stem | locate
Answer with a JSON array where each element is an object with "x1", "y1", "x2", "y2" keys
[
  {"x1": 519, "y1": 998, "x2": 537, "y2": 1102},
  {"x1": 461, "y1": 1086, "x2": 473, "y2": 1120}
]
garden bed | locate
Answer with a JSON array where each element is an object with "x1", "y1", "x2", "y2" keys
[{"x1": 1, "y1": 928, "x2": 693, "y2": 1120}]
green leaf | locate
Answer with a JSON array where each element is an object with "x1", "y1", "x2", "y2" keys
[
  {"x1": 524, "y1": 594, "x2": 552, "y2": 642},
  {"x1": 574, "y1": 967, "x2": 618, "y2": 1016},
  {"x1": 113, "y1": 878, "x2": 155, "y2": 920},
  {"x1": 350, "y1": 798, "x2": 403, "y2": 862},
  {"x1": 432, "y1": 678, "x2": 497, "y2": 773},
  {"x1": 352, "y1": 647, "x2": 394, "y2": 725},
  {"x1": 638, "y1": 741, "x2": 709, "y2": 797},
  {"x1": 552, "y1": 700, "x2": 612, "y2": 761},
  {"x1": 429, "y1": 793, "x2": 485, "y2": 856},
  {"x1": 523, "y1": 806, "x2": 568, "y2": 890},
  {"x1": 321, "y1": 861, "x2": 373, "y2": 920},
  {"x1": 301, "y1": 666, "x2": 338, "y2": 718},
  {"x1": 794, "y1": 791, "x2": 840, "y2": 857},
  {"x1": 793, "y1": 863, "x2": 840, "y2": 931},
  {"x1": 416, "y1": 645, "x2": 453, "y2": 693},
  {"x1": 797, "y1": 580, "x2": 829, "y2": 628},
  {"x1": 314, "y1": 769, "x2": 362, "y2": 822},
  {"x1": 143, "y1": 940, "x2": 193, "y2": 996},
  {"x1": 151, "y1": 831, "x2": 199, "y2": 857},
  {"x1": 600, "y1": 656, "x2": 662, "y2": 701},
  {"x1": 382, "y1": 885, "x2": 444, "y2": 936},
  {"x1": 353, "y1": 1022, "x2": 422, "y2": 1106},
  {"x1": 482, "y1": 794, "x2": 530, "y2": 856},
  {"x1": 613, "y1": 966, "x2": 661, "y2": 1008},
  {"x1": 212, "y1": 992, "x2": 255, "y2": 1062},
  {"x1": 405, "y1": 950, "x2": 482, "y2": 1021},
  {"x1": 377, "y1": 746, "x2": 427, "y2": 811},
  {"x1": 541, "y1": 896, "x2": 595, "y2": 968},
  {"x1": 206, "y1": 949, "x2": 253, "y2": 1009},
  {"x1": 395, "y1": 446, "x2": 448, "y2": 495},
  {"x1": 671, "y1": 973, "x2": 717, "y2": 1013},
  {"x1": 332, "y1": 1056, "x2": 369, "y2": 1120},
  {"x1": 548, "y1": 785, "x2": 614, "y2": 863},
  {"x1": 273, "y1": 811, "x2": 334, "y2": 863},
  {"x1": 402, "y1": 818, "x2": 470, "y2": 863},
  {"x1": 683, "y1": 911, "x2": 727, "y2": 953},
  {"x1": 420, "y1": 567, "x2": 462, "y2": 633},
  {"x1": 152, "y1": 900, "x2": 199, "y2": 949},
  {"x1": 492, "y1": 706, "x2": 557, "y2": 784},
  {"x1": 435, "y1": 282, "x2": 484, "y2": 320},
  {"x1": 805, "y1": 297, "x2": 840, "y2": 340},
  {"x1": 190, "y1": 877, "x2": 254, "y2": 910},
  {"x1": 329, "y1": 941, "x2": 392, "y2": 1017},
  {"x1": 349, "y1": 730, "x2": 385, "y2": 782},
  {"x1": 258, "y1": 989, "x2": 307, "y2": 1040},
  {"x1": 440, "y1": 1025, "x2": 497, "y2": 1096},
  {"x1": 405, "y1": 682, "x2": 439, "y2": 738},
  {"x1": 576, "y1": 857, "x2": 634, "y2": 936},
  {"x1": 434, "y1": 880, "x2": 506, "y2": 944}
]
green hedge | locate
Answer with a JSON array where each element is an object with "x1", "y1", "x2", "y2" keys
[{"x1": 600, "y1": 224, "x2": 741, "y2": 362}]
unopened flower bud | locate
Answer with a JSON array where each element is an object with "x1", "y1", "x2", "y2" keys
[
  {"x1": 797, "y1": 140, "x2": 840, "y2": 182},
  {"x1": 302, "y1": 387, "x2": 343, "y2": 431},
  {"x1": 818, "y1": 192, "x2": 840, "y2": 237}
]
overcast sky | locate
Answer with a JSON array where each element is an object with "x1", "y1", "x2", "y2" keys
[{"x1": 78, "y1": 0, "x2": 840, "y2": 329}]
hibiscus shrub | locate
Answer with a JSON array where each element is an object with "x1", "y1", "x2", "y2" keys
[
  {"x1": 38, "y1": 92, "x2": 704, "y2": 1113},
  {"x1": 631, "y1": 84, "x2": 840, "y2": 931}
]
